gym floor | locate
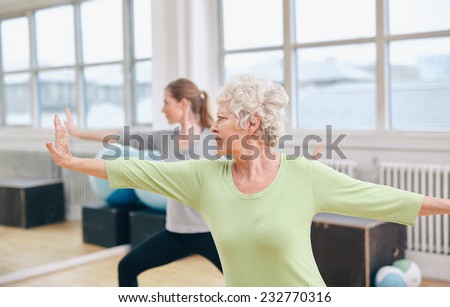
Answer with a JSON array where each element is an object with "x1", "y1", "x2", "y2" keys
[
  {"x1": 0, "y1": 221, "x2": 448, "y2": 287},
  {"x1": 0, "y1": 221, "x2": 223, "y2": 287}
]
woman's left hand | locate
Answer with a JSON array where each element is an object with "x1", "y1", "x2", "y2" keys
[
  {"x1": 46, "y1": 115, "x2": 74, "y2": 168},
  {"x1": 311, "y1": 141, "x2": 324, "y2": 160}
]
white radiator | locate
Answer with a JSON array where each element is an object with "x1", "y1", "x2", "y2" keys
[
  {"x1": 322, "y1": 159, "x2": 357, "y2": 177},
  {"x1": 0, "y1": 150, "x2": 60, "y2": 179},
  {"x1": 0, "y1": 150, "x2": 101, "y2": 220},
  {"x1": 61, "y1": 151, "x2": 103, "y2": 219},
  {"x1": 379, "y1": 162, "x2": 450, "y2": 281}
]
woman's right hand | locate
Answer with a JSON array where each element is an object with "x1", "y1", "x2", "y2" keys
[
  {"x1": 311, "y1": 141, "x2": 324, "y2": 160},
  {"x1": 46, "y1": 115, "x2": 74, "y2": 168},
  {"x1": 64, "y1": 107, "x2": 79, "y2": 137}
]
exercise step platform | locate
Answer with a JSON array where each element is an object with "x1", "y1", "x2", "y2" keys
[
  {"x1": 82, "y1": 203, "x2": 145, "y2": 247},
  {"x1": 311, "y1": 213, "x2": 406, "y2": 287},
  {"x1": 0, "y1": 177, "x2": 65, "y2": 228}
]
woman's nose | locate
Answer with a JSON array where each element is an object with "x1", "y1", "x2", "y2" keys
[{"x1": 210, "y1": 121, "x2": 218, "y2": 133}]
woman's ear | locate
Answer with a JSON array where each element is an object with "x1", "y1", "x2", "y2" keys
[
  {"x1": 248, "y1": 114, "x2": 261, "y2": 135},
  {"x1": 180, "y1": 98, "x2": 191, "y2": 110}
]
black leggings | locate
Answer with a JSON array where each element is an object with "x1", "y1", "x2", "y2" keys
[{"x1": 118, "y1": 230, "x2": 222, "y2": 286}]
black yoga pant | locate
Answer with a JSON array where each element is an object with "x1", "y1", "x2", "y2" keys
[{"x1": 118, "y1": 230, "x2": 222, "y2": 287}]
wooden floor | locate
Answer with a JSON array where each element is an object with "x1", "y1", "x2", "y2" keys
[
  {"x1": 0, "y1": 221, "x2": 224, "y2": 287},
  {"x1": 0, "y1": 221, "x2": 448, "y2": 287}
]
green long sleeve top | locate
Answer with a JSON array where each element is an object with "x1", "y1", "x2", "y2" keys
[{"x1": 106, "y1": 154, "x2": 423, "y2": 286}]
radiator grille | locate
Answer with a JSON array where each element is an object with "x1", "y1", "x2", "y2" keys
[
  {"x1": 0, "y1": 150, "x2": 101, "y2": 220},
  {"x1": 0, "y1": 150, "x2": 60, "y2": 179},
  {"x1": 322, "y1": 159, "x2": 357, "y2": 177},
  {"x1": 379, "y1": 162, "x2": 450, "y2": 256},
  {"x1": 62, "y1": 152, "x2": 103, "y2": 208}
]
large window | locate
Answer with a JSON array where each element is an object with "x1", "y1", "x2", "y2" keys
[
  {"x1": 296, "y1": 44, "x2": 376, "y2": 129},
  {"x1": 221, "y1": 0, "x2": 284, "y2": 84},
  {"x1": 0, "y1": 0, "x2": 153, "y2": 129},
  {"x1": 35, "y1": 5, "x2": 76, "y2": 128},
  {"x1": 220, "y1": 0, "x2": 450, "y2": 131},
  {"x1": 1, "y1": 17, "x2": 31, "y2": 126},
  {"x1": 81, "y1": 0, "x2": 124, "y2": 128},
  {"x1": 388, "y1": 0, "x2": 450, "y2": 131}
]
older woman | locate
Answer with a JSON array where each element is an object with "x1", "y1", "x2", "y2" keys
[{"x1": 47, "y1": 74, "x2": 450, "y2": 287}]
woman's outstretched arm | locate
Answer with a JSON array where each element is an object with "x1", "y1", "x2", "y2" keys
[
  {"x1": 46, "y1": 115, "x2": 107, "y2": 179},
  {"x1": 419, "y1": 196, "x2": 450, "y2": 216}
]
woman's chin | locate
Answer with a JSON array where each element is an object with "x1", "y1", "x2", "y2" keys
[{"x1": 216, "y1": 149, "x2": 225, "y2": 156}]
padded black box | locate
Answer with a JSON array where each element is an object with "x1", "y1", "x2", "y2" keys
[
  {"x1": 129, "y1": 208, "x2": 166, "y2": 248},
  {"x1": 311, "y1": 213, "x2": 406, "y2": 287},
  {"x1": 82, "y1": 203, "x2": 144, "y2": 247},
  {"x1": 0, "y1": 177, "x2": 65, "y2": 228}
]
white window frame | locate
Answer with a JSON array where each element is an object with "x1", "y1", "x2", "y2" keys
[
  {"x1": 219, "y1": 0, "x2": 450, "y2": 134},
  {"x1": 0, "y1": 0, "x2": 153, "y2": 129}
]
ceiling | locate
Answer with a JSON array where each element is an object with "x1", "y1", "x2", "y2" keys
[{"x1": 0, "y1": 0, "x2": 71, "y2": 16}]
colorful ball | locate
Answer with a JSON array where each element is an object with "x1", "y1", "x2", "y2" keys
[
  {"x1": 392, "y1": 259, "x2": 422, "y2": 287},
  {"x1": 89, "y1": 144, "x2": 140, "y2": 205},
  {"x1": 374, "y1": 265, "x2": 407, "y2": 287}
]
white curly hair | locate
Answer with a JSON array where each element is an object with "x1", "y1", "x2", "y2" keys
[{"x1": 216, "y1": 74, "x2": 289, "y2": 146}]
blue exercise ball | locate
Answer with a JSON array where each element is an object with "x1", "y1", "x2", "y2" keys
[
  {"x1": 135, "y1": 189, "x2": 167, "y2": 212},
  {"x1": 374, "y1": 265, "x2": 407, "y2": 287},
  {"x1": 133, "y1": 150, "x2": 167, "y2": 212},
  {"x1": 89, "y1": 143, "x2": 140, "y2": 205}
]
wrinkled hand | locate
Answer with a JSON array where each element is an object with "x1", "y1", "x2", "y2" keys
[
  {"x1": 46, "y1": 115, "x2": 73, "y2": 168},
  {"x1": 64, "y1": 107, "x2": 79, "y2": 137},
  {"x1": 311, "y1": 141, "x2": 324, "y2": 160}
]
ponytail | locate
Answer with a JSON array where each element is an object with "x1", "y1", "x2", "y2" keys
[{"x1": 199, "y1": 91, "x2": 214, "y2": 128}]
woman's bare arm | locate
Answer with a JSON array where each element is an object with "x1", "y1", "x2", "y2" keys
[{"x1": 419, "y1": 196, "x2": 450, "y2": 216}]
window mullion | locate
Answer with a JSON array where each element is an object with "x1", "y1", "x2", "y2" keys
[
  {"x1": 0, "y1": 23, "x2": 4, "y2": 127},
  {"x1": 74, "y1": 2, "x2": 85, "y2": 128},
  {"x1": 375, "y1": 0, "x2": 388, "y2": 131},
  {"x1": 283, "y1": 0, "x2": 295, "y2": 128},
  {"x1": 218, "y1": 0, "x2": 225, "y2": 85},
  {"x1": 28, "y1": 11, "x2": 38, "y2": 128},
  {"x1": 123, "y1": 0, "x2": 134, "y2": 125}
]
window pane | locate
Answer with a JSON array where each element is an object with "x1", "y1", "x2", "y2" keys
[
  {"x1": 36, "y1": 5, "x2": 75, "y2": 67},
  {"x1": 222, "y1": 0, "x2": 283, "y2": 50},
  {"x1": 389, "y1": 0, "x2": 450, "y2": 35},
  {"x1": 4, "y1": 73, "x2": 31, "y2": 125},
  {"x1": 389, "y1": 38, "x2": 450, "y2": 131},
  {"x1": 295, "y1": 0, "x2": 375, "y2": 43},
  {"x1": 81, "y1": 0, "x2": 123, "y2": 64},
  {"x1": 133, "y1": 0, "x2": 152, "y2": 59},
  {"x1": 84, "y1": 64, "x2": 124, "y2": 128},
  {"x1": 39, "y1": 69, "x2": 76, "y2": 128},
  {"x1": 224, "y1": 51, "x2": 284, "y2": 84},
  {"x1": 1, "y1": 17, "x2": 30, "y2": 71},
  {"x1": 135, "y1": 61, "x2": 153, "y2": 124},
  {"x1": 296, "y1": 44, "x2": 376, "y2": 129}
]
